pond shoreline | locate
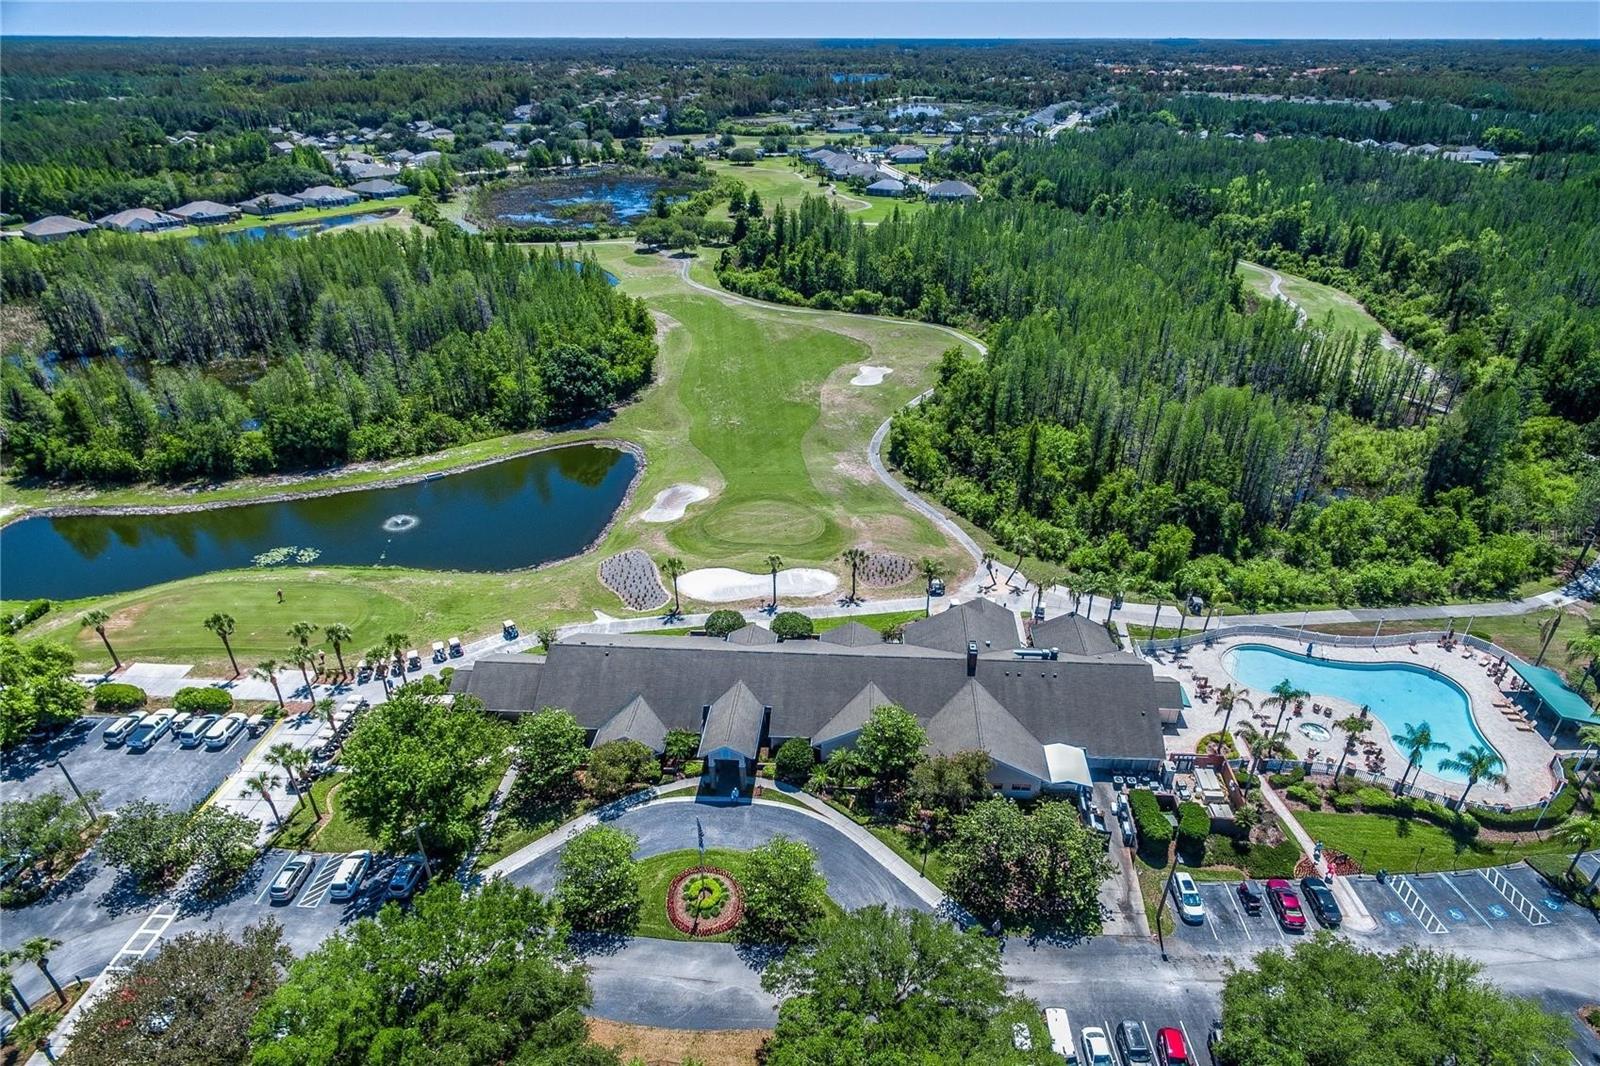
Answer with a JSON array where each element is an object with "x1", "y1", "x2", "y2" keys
[{"x1": 3, "y1": 438, "x2": 647, "y2": 525}]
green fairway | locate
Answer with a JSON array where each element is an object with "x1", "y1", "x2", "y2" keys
[
  {"x1": 706, "y1": 157, "x2": 926, "y2": 226},
  {"x1": 1238, "y1": 261, "x2": 1389, "y2": 340},
  {"x1": 1295, "y1": 811, "x2": 1568, "y2": 874},
  {"x1": 10, "y1": 240, "x2": 974, "y2": 671}
]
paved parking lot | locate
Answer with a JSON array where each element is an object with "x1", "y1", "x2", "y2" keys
[{"x1": 1, "y1": 715, "x2": 256, "y2": 812}]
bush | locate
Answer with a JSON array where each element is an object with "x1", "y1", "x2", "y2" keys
[
  {"x1": 1128, "y1": 788, "x2": 1171, "y2": 858},
  {"x1": 1286, "y1": 782, "x2": 1323, "y2": 810},
  {"x1": 1233, "y1": 771, "x2": 1259, "y2": 792},
  {"x1": 1176, "y1": 802, "x2": 1211, "y2": 856},
  {"x1": 174, "y1": 687, "x2": 234, "y2": 714},
  {"x1": 704, "y1": 610, "x2": 747, "y2": 638},
  {"x1": 1268, "y1": 766, "x2": 1306, "y2": 788},
  {"x1": 93, "y1": 682, "x2": 147, "y2": 712},
  {"x1": 770, "y1": 611, "x2": 814, "y2": 640},
  {"x1": 774, "y1": 737, "x2": 814, "y2": 784},
  {"x1": 1472, "y1": 786, "x2": 1579, "y2": 831}
]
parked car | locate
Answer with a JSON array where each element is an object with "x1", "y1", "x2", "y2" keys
[
  {"x1": 1012, "y1": 1022, "x2": 1033, "y2": 1052},
  {"x1": 328, "y1": 850, "x2": 372, "y2": 901},
  {"x1": 178, "y1": 714, "x2": 218, "y2": 747},
  {"x1": 1266, "y1": 878, "x2": 1307, "y2": 932},
  {"x1": 1299, "y1": 876, "x2": 1343, "y2": 928},
  {"x1": 203, "y1": 712, "x2": 248, "y2": 750},
  {"x1": 1170, "y1": 872, "x2": 1205, "y2": 924},
  {"x1": 268, "y1": 855, "x2": 315, "y2": 903},
  {"x1": 1155, "y1": 1026, "x2": 1191, "y2": 1065},
  {"x1": 1080, "y1": 1026, "x2": 1114, "y2": 1066},
  {"x1": 1044, "y1": 1007, "x2": 1078, "y2": 1063},
  {"x1": 928, "y1": 578, "x2": 945, "y2": 597},
  {"x1": 1116, "y1": 1020, "x2": 1153, "y2": 1064},
  {"x1": 103, "y1": 712, "x2": 146, "y2": 747},
  {"x1": 127, "y1": 709, "x2": 177, "y2": 752},
  {"x1": 1235, "y1": 879, "x2": 1263, "y2": 915},
  {"x1": 386, "y1": 855, "x2": 429, "y2": 900}
]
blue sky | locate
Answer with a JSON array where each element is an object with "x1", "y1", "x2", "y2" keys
[{"x1": 3, "y1": 2, "x2": 1596, "y2": 40}]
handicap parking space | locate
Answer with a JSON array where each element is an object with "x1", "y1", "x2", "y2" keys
[
  {"x1": 1348, "y1": 877, "x2": 1435, "y2": 941},
  {"x1": 1, "y1": 715, "x2": 256, "y2": 812},
  {"x1": 1493, "y1": 863, "x2": 1584, "y2": 927}
]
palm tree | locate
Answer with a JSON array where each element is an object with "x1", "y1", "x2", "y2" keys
[
  {"x1": 80, "y1": 609, "x2": 119, "y2": 671},
  {"x1": 251, "y1": 659, "x2": 285, "y2": 708},
  {"x1": 1439, "y1": 744, "x2": 1508, "y2": 811},
  {"x1": 383, "y1": 632, "x2": 411, "y2": 675},
  {"x1": 241, "y1": 770, "x2": 284, "y2": 827},
  {"x1": 841, "y1": 547, "x2": 868, "y2": 604},
  {"x1": 1555, "y1": 814, "x2": 1600, "y2": 882},
  {"x1": 289, "y1": 645, "x2": 318, "y2": 698},
  {"x1": 661, "y1": 556, "x2": 685, "y2": 619},
  {"x1": 203, "y1": 612, "x2": 239, "y2": 676},
  {"x1": 0, "y1": 967, "x2": 22, "y2": 1021},
  {"x1": 766, "y1": 555, "x2": 783, "y2": 611},
  {"x1": 1104, "y1": 572, "x2": 1128, "y2": 624},
  {"x1": 286, "y1": 620, "x2": 318, "y2": 648},
  {"x1": 1080, "y1": 573, "x2": 1106, "y2": 621},
  {"x1": 311, "y1": 697, "x2": 338, "y2": 734},
  {"x1": 919, "y1": 557, "x2": 944, "y2": 617},
  {"x1": 1395, "y1": 722, "x2": 1447, "y2": 794},
  {"x1": 265, "y1": 742, "x2": 319, "y2": 818},
  {"x1": 1255, "y1": 679, "x2": 1310, "y2": 770},
  {"x1": 1566, "y1": 618, "x2": 1600, "y2": 695},
  {"x1": 1003, "y1": 531, "x2": 1033, "y2": 587},
  {"x1": 17, "y1": 937, "x2": 65, "y2": 1005},
  {"x1": 1576, "y1": 723, "x2": 1600, "y2": 791},
  {"x1": 323, "y1": 623, "x2": 353, "y2": 679},
  {"x1": 1332, "y1": 713, "x2": 1373, "y2": 779},
  {"x1": 1216, "y1": 684, "x2": 1254, "y2": 736}
]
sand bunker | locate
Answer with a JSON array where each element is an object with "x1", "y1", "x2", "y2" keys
[
  {"x1": 850, "y1": 365, "x2": 893, "y2": 386},
  {"x1": 639, "y1": 483, "x2": 712, "y2": 523},
  {"x1": 677, "y1": 567, "x2": 839, "y2": 603}
]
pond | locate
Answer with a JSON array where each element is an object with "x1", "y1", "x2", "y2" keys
[
  {"x1": 484, "y1": 173, "x2": 689, "y2": 228},
  {"x1": 0, "y1": 444, "x2": 638, "y2": 600}
]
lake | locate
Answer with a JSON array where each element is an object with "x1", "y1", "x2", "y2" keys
[
  {"x1": 0, "y1": 444, "x2": 638, "y2": 600},
  {"x1": 200, "y1": 209, "x2": 400, "y2": 244},
  {"x1": 484, "y1": 173, "x2": 689, "y2": 228}
]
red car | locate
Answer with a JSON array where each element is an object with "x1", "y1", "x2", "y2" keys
[{"x1": 1266, "y1": 878, "x2": 1307, "y2": 932}]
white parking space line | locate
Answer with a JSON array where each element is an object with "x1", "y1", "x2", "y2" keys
[
  {"x1": 1179, "y1": 1020, "x2": 1195, "y2": 1059},
  {"x1": 1222, "y1": 883, "x2": 1253, "y2": 942},
  {"x1": 298, "y1": 858, "x2": 339, "y2": 908},
  {"x1": 107, "y1": 909, "x2": 177, "y2": 972},
  {"x1": 1479, "y1": 866, "x2": 1551, "y2": 927},
  {"x1": 1141, "y1": 1021, "x2": 1156, "y2": 1060},
  {"x1": 1389, "y1": 876, "x2": 1448, "y2": 934},
  {"x1": 1440, "y1": 873, "x2": 1493, "y2": 929}
]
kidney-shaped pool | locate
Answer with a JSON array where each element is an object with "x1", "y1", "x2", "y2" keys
[
  {"x1": 0, "y1": 444, "x2": 638, "y2": 600},
  {"x1": 1222, "y1": 643, "x2": 1497, "y2": 784}
]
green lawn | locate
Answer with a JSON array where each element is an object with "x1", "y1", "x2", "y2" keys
[
  {"x1": 475, "y1": 794, "x2": 593, "y2": 871},
  {"x1": 12, "y1": 241, "x2": 974, "y2": 671},
  {"x1": 705, "y1": 157, "x2": 927, "y2": 226},
  {"x1": 269, "y1": 774, "x2": 382, "y2": 854},
  {"x1": 1296, "y1": 811, "x2": 1570, "y2": 874},
  {"x1": 630, "y1": 846, "x2": 844, "y2": 942},
  {"x1": 1238, "y1": 261, "x2": 1388, "y2": 340},
  {"x1": 819, "y1": 794, "x2": 952, "y2": 889}
]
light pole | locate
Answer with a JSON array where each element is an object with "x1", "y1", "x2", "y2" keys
[
  {"x1": 51, "y1": 759, "x2": 95, "y2": 819},
  {"x1": 411, "y1": 823, "x2": 434, "y2": 881},
  {"x1": 1153, "y1": 848, "x2": 1179, "y2": 962}
]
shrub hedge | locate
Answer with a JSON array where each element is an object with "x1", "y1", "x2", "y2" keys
[
  {"x1": 174, "y1": 687, "x2": 234, "y2": 714},
  {"x1": 1176, "y1": 801, "x2": 1211, "y2": 857},
  {"x1": 1268, "y1": 766, "x2": 1306, "y2": 788},
  {"x1": 704, "y1": 610, "x2": 747, "y2": 638},
  {"x1": 1285, "y1": 782, "x2": 1323, "y2": 810},
  {"x1": 771, "y1": 611, "x2": 814, "y2": 640},
  {"x1": 1, "y1": 599, "x2": 51, "y2": 635},
  {"x1": 1129, "y1": 788, "x2": 1170, "y2": 857},
  {"x1": 93, "y1": 683, "x2": 147, "y2": 712}
]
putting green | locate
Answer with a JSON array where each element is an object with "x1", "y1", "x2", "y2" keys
[{"x1": 687, "y1": 498, "x2": 833, "y2": 552}]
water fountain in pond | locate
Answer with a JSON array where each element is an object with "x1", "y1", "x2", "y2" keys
[{"x1": 383, "y1": 514, "x2": 420, "y2": 533}]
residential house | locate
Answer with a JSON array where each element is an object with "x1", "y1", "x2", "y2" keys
[
  {"x1": 344, "y1": 161, "x2": 403, "y2": 181},
  {"x1": 21, "y1": 215, "x2": 96, "y2": 243},
  {"x1": 168, "y1": 200, "x2": 240, "y2": 225},
  {"x1": 646, "y1": 140, "x2": 685, "y2": 161},
  {"x1": 95, "y1": 207, "x2": 183, "y2": 233},
  {"x1": 886, "y1": 144, "x2": 928, "y2": 163},
  {"x1": 236, "y1": 193, "x2": 302, "y2": 217},
  {"x1": 865, "y1": 178, "x2": 906, "y2": 197},
  {"x1": 926, "y1": 179, "x2": 979, "y2": 202},
  {"x1": 293, "y1": 185, "x2": 361, "y2": 209},
  {"x1": 350, "y1": 178, "x2": 410, "y2": 199}
]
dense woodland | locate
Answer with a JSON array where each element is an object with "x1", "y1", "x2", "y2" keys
[
  {"x1": 717, "y1": 131, "x2": 1599, "y2": 609},
  {"x1": 0, "y1": 232, "x2": 654, "y2": 482}
]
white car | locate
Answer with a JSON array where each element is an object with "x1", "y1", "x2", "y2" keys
[
  {"x1": 1171, "y1": 871, "x2": 1206, "y2": 925},
  {"x1": 203, "y1": 712, "x2": 247, "y2": 749},
  {"x1": 1081, "y1": 1026, "x2": 1114, "y2": 1066},
  {"x1": 178, "y1": 714, "x2": 218, "y2": 747},
  {"x1": 127, "y1": 709, "x2": 177, "y2": 752},
  {"x1": 102, "y1": 712, "x2": 145, "y2": 746},
  {"x1": 328, "y1": 850, "x2": 372, "y2": 901},
  {"x1": 1045, "y1": 1007, "x2": 1078, "y2": 1063}
]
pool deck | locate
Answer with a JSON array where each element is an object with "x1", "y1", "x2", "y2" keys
[{"x1": 1154, "y1": 634, "x2": 1562, "y2": 808}]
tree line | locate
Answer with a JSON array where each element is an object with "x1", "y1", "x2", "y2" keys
[{"x1": 0, "y1": 230, "x2": 655, "y2": 484}]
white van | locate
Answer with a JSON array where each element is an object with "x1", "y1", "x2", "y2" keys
[
  {"x1": 1045, "y1": 1008, "x2": 1078, "y2": 1063},
  {"x1": 328, "y1": 850, "x2": 372, "y2": 901}
]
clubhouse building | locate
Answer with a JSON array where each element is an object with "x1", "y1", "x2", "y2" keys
[{"x1": 451, "y1": 598, "x2": 1175, "y2": 795}]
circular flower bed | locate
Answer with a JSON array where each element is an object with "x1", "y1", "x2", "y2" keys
[{"x1": 667, "y1": 866, "x2": 744, "y2": 937}]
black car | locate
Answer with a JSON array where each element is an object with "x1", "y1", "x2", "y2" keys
[
  {"x1": 1115, "y1": 1020, "x2": 1153, "y2": 1064},
  {"x1": 1299, "y1": 876, "x2": 1343, "y2": 928},
  {"x1": 1235, "y1": 879, "x2": 1263, "y2": 915}
]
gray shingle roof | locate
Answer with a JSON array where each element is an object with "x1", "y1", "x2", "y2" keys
[
  {"x1": 927, "y1": 179, "x2": 979, "y2": 201},
  {"x1": 350, "y1": 179, "x2": 409, "y2": 195},
  {"x1": 593, "y1": 695, "x2": 669, "y2": 753},
  {"x1": 901, "y1": 598, "x2": 1021, "y2": 654},
  {"x1": 926, "y1": 678, "x2": 1048, "y2": 781},
  {"x1": 451, "y1": 630, "x2": 1164, "y2": 762},
  {"x1": 820, "y1": 621, "x2": 882, "y2": 647},
  {"x1": 1029, "y1": 613, "x2": 1119, "y2": 656},
  {"x1": 698, "y1": 681, "x2": 766, "y2": 760},
  {"x1": 1152, "y1": 677, "x2": 1186, "y2": 710},
  {"x1": 169, "y1": 200, "x2": 238, "y2": 220},
  {"x1": 813, "y1": 682, "x2": 896, "y2": 747},
  {"x1": 21, "y1": 215, "x2": 95, "y2": 238},
  {"x1": 726, "y1": 624, "x2": 778, "y2": 646}
]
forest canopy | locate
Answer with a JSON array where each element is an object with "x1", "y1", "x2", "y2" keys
[{"x1": 0, "y1": 230, "x2": 655, "y2": 482}]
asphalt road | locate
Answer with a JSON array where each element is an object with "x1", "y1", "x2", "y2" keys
[{"x1": 502, "y1": 799, "x2": 929, "y2": 914}]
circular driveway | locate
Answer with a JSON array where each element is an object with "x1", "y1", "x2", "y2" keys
[{"x1": 501, "y1": 799, "x2": 929, "y2": 913}]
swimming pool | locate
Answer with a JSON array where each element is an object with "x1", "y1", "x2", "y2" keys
[{"x1": 1222, "y1": 644, "x2": 1495, "y2": 784}]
